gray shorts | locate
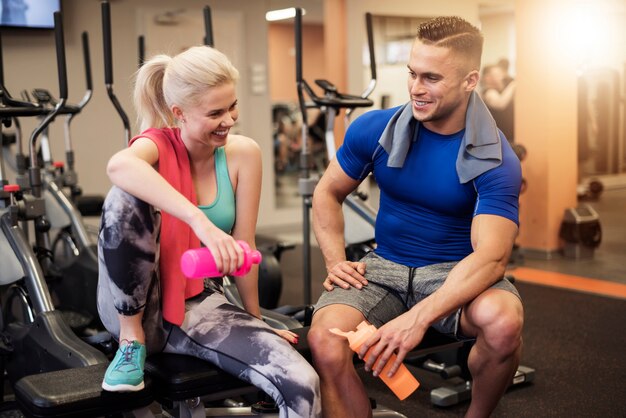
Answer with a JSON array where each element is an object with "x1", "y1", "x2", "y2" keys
[{"x1": 314, "y1": 252, "x2": 520, "y2": 338}]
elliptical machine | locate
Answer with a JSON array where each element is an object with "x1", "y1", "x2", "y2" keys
[
  {"x1": 6, "y1": 32, "x2": 109, "y2": 339},
  {"x1": 0, "y1": 12, "x2": 107, "y2": 394}
]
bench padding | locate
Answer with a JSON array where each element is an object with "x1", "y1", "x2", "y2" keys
[{"x1": 14, "y1": 363, "x2": 153, "y2": 418}]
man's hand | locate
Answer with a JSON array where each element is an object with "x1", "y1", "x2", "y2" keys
[
  {"x1": 323, "y1": 260, "x2": 368, "y2": 291},
  {"x1": 358, "y1": 310, "x2": 427, "y2": 377}
]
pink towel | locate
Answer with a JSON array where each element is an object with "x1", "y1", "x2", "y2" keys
[{"x1": 130, "y1": 127, "x2": 203, "y2": 325}]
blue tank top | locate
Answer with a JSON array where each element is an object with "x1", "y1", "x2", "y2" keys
[{"x1": 198, "y1": 147, "x2": 236, "y2": 233}]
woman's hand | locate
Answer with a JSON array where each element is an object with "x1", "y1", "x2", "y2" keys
[
  {"x1": 273, "y1": 328, "x2": 300, "y2": 345},
  {"x1": 189, "y1": 211, "x2": 244, "y2": 274}
]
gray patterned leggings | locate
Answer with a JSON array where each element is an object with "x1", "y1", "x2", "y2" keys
[{"x1": 97, "y1": 186, "x2": 321, "y2": 418}]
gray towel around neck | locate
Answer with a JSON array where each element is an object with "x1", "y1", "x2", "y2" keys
[{"x1": 378, "y1": 91, "x2": 502, "y2": 184}]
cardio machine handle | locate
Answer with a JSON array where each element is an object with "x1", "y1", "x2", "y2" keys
[
  {"x1": 203, "y1": 6, "x2": 214, "y2": 47},
  {"x1": 81, "y1": 31, "x2": 93, "y2": 99},
  {"x1": 59, "y1": 31, "x2": 93, "y2": 137},
  {"x1": 0, "y1": 28, "x2": 4, "y2": 87},
  {"x1": 61, "y1": 30, "x2": 93, "y2": 157},
  {"x1": 62, "y1": 32, "x2": 93, "y2": 119},
  {"x1": 101, "y1": 0, "x2": 131, "y2": 145},
  {"x1": 54, "y1": 12, "x2": 68, "y2": 102},
  {"x1": 365, "y1": 12, "x2": 377, "y2": 83},
  {"x1": 345, "y1": 12, "x2": 377, "y2": 119},
  {"x1": 295, "y1": 8, "x2": 308, "y2": 126},
  {"x1": 295, "y1": 8, "x2": 303, "y2": 85},
  {"x1": 0, "y1": 31, "x2": 43, "y2": 115},
  {"x1": 312, "y1": 79, "x2": 373, "y2": 109},
  {"x1": 138, "y1": 35, "x2": 145, "y2": 68},
  {"x1": 0, "y1": 30, "x2": 42, "y2": 115},
  {"x1": 28, "y1": 11, "x2": 68, "y2": 194},
  {"x1": 295, "y1": 10, "x2": 376, "y2": 113},
  {"x1": 102, "y1": 1, "x2": 113, "y2": 86}
]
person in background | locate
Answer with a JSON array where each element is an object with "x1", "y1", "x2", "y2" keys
[
  {"x1": 307, "y1": 16, "x2": 523, "y2": 418},
  {"x1": 497, "y1": 57, "x2": 514, "y2": 87},
  {"x1": 97, "y1": 45, "x2": 321, "y2": 418},
  {"x1": 481, "y1": 62, "x2": 516, "y2": 142}
]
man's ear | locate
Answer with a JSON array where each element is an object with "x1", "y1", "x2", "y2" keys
[{"x1": 465, "y1": 70, "x2": 480, "y2": 92}]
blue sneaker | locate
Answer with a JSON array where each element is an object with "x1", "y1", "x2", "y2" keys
[{"x1": 102, "y1": 340, "x2": 146, "y2": 392}]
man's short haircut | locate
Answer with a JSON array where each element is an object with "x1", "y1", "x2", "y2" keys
[{"x1": 417, "y1": 16, "x2": 484, "y2": 70}]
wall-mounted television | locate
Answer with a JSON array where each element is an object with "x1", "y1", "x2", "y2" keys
[{"x1": 0, "y1": 0, "x2": 61, "y2": 30}]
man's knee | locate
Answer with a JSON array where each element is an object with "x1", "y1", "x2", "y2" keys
[
  {"x1": 308, "y1": 304, "x2": 366, "y2": 370},
  {"x1": 308, "y1": 323, "x2": 350, "y2": 367},
  {"x1": 488, "y1": 308, "x2": 523, "y2": 356},
  {"x1": 467, "y1": 291, "x2": 524, "y2": 356}
]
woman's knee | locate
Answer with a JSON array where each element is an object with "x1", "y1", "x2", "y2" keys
[
  {"x1": 98, "y1": 186, "x2": 159, "y2": 306},
  {"x1": 100, "y1": 187, "x2": 158, "y2": 240},
  {"x1": 299, "y1": 360, "x2": 321, "y2": 391},
  {"x1": 277, "y1": 360, "x2": 321, "y2": 418}
]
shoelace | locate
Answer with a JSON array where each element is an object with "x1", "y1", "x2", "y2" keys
[{"x1": 115, "y1": 340, "x2": 140, "y2": 371}]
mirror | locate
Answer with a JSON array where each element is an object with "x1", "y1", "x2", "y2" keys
[{"x1": 268, "y1": 15, "x2": 326, "y2": 208}]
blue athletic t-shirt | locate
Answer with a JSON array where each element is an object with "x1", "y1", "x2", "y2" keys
[{"x1": 336, "y1": 106, "x2": 521, "y2": 267}]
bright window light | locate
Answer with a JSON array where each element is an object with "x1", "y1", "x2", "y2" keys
[
  {"x1": 556, "y1": 0, "x2": 619, "y2": 68},
  {"x1": 265, "y1": 8, "x2": 305, "y2": 22}
]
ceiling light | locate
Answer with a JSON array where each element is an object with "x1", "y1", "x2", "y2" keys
[{"x1": 265, "y1": 7, "x2": 305, "y2": 22}]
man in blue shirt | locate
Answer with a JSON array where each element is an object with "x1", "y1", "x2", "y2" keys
[{"x1": 308, "y1": 16, "x2": 523, "y2": 418}]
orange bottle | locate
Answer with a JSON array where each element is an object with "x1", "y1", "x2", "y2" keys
[{"x1": 330, "y1": 321, "x2": 420, "y2": 400}]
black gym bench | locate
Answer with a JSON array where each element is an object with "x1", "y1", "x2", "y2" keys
[
  {"x1": 13, "y1": 362, "x2": 154, "y2": 418},
  {"x1": 12, "y1": 327, "x2": 476, "y2": 418}
]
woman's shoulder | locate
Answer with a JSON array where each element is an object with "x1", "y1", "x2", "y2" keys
[
  {"x1": 225, "y1": 134, "x2": 261, "y2": 158},
  {"x1": 226, "y1": 133, "x2": 259, "y2": 148}
]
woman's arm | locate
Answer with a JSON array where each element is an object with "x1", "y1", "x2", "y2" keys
[
  {"x1": 107, "y1": 137, "x2": 242, "y2": 272},
  {"x1": 228, "y1": 135, "x2": 300, "y2": 343},
  {"x1": 226, "y1": 135, "x2": 263, "y2": 319}
]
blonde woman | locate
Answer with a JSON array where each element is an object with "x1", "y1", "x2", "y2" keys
[{"x1": 97, "y1": 46, "x2": 320, "y2": 418}]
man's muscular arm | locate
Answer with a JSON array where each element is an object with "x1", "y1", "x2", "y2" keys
[
  {"x1": 312, "y1": 159, "x2": 368, "y2": 291},
  {"x1": 360, "y1": 214, "x2": 518, "y2": 376}
]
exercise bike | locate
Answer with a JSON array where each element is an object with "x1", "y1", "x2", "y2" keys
[
  {"x1": 2, "y1": 31, "x2": 111, "y2": 344},
  {"x1": 0, "y1": 12, "x2": 108, "y2": 398}
]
